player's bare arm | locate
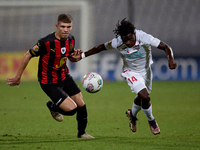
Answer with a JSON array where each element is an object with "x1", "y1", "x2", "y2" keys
[
  {"x1": 84, "y1": 44, "x2": 106, "y2": 57},
  {"x1": 70, "y1": 44, "x2": 106, "y2": 61},
  {"x1": 6, "y1": 50, "x2": 33, "y2": 87},
  {"x1": 157, "y1": 41, "x2": 177, "y2": 69}
]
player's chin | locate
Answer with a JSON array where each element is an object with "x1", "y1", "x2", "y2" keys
[{"x1": 62, "y1": 34, "x2": 69, "y2": 38}]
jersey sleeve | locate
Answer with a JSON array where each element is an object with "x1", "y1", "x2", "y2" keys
[
  {"x1": 104, "y1": 38, "x2": 118, "y2": 50},
  {"x1": 29, "y1": 39, "x2": 45, "y2": 57},
  {"x1": 136, "y1": 30, "x2": 160, "y2": 47}
]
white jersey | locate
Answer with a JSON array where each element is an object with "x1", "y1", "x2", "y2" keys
[{"x1": 104, "y1": 29, "x2": 160, "y2": 72}]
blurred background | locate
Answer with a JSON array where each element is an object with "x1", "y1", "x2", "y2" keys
[{"x1": 0, "y1": 0, "x2": 200, "y2": 81}]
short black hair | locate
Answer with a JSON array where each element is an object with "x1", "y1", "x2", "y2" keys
[
  {"x1": 57, "y1": 14, "x2": 73, "y2": 24},
  {"x1": 113, "y1": 18, "x2": 136, "y2": 37}
]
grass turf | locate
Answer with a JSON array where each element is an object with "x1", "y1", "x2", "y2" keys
[{"x1": 0, "y1": 81, "x2": 200, "y2": 150}]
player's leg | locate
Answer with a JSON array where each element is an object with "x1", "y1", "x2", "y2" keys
[
  {"x1": 70, "y1": 92, "x2": 94, "y2": 138},
  {"x1": 132, "y1": 96, "x2": 141, "y2": 117},
  {"x1": 122, "y1": 71, "x2": 144, "y2": 132},
  {"x1": 43, "y1": 82, "x2": 78, "y2": 121},
  {"x1": 139, "y1": 68, "x2": 160, "y2": 135},
  {"x1": 63, "y1": 75, "x2": 94, "y2": 139},
  {"x1": 122, "y1": 69, "x2": 159, "y2": 134},
  {"x1": 126, "y1": 96, "x2": 141, "y2": 132},
  {"x1": 138, "y1": 88, "x2": 160, "y2": 135},
  {"x1": 46, "y1": 96, "x2": 77, "y2": 121}
]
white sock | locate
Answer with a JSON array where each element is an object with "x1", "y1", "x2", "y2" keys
[
  {"x1": 131, "y1": 103, "x2": 141, "y2": 117},
  {"x1": 142, "y1": 105, "x2": 154, "y2": 121}
]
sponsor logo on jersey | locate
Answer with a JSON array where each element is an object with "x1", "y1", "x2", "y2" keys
[
  {"x1": 55, "y1": 57, "x2": 67, "y2": 69},
  {"x1": 123, "y1": 51, "x2": 142, "y2": 59}
]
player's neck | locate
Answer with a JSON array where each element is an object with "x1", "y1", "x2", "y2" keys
[{"x1": 55, "y1": 32, "x2": 67, "y2": 41}]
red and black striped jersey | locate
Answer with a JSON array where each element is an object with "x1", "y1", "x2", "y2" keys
[{"x1": 29, "y1": 32, "x2": 75, "y2": 84}]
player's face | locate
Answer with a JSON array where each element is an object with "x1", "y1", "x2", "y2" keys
[
  {"x1": 121, "y1": 33, "x2": 136, "y2": 48},
  {"x1": 56, "y1": 22, "x2": 73, "y2": 40}
]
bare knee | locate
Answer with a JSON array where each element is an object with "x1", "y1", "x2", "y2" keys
[
  {"x1": 70, "y1": 92, "x2": 85, "y2": 107},
  {"x1": 59, "y1": 97, "x2": 77, "y2": 112},
  {"x1": 134, "y1": 96, "x2": 141, "y2": 105},
  {"x1": 138, "y1": 88, "x2": 151, "y2": 109}
]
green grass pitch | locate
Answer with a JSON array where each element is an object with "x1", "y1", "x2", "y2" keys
[{"x1": 0, "y1": 81, "x2": 200, "y2": 150}]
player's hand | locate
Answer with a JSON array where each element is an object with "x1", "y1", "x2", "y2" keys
[
  {"x1": 6, "y1": 76, "x2": 21, "y2": 88},
  {"x1": 69, "y1": 49, "x2": 82, "y2": 62},
  {"x1": 168, "y1": 58, "x2": 177, "y2": 69}
]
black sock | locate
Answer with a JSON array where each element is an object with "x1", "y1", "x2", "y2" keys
[{"x1": 76, "y1": 104, "x2": 88, "y2": 136}]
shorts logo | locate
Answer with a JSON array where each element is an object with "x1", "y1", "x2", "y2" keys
[
  {"x1": 61, "y1": 47, "x2": 66, "y2": 54},
  {"x1": 56, "y1": 98, "x2": 62, "y2": 105}
]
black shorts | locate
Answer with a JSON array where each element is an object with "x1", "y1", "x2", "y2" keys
[{"x1": 40, "y1": 74, "x2": 81, "y2": 106}]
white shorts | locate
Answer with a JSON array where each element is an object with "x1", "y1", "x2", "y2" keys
[{"x1": 121, "y1": 69, "x2": 152, "y2": 94}]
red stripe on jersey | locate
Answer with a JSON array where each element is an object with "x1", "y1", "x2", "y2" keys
[
  {"x1": 52, "y1": 39, "x2": 61, "y2": 83},
  {"x1": 41, "y1": 41, "x2": 51, "y2": 84},
  {"x1": 71, "y1": 39, "x2": 75, "y2": 49},
  {"x1": 65, "y1": 38, "x2": 69, "y2": 55},
  {"x1": 57, "y1": 39, "x2": 69, "y2": 79}
]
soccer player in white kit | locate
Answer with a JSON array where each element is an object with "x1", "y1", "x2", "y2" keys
[{"x1": 72, "y1": 18, "x2": 177, "y2": 135}]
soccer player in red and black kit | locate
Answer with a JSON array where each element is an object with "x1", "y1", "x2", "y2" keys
[{"x1": 6, "y1": 14, "x2": 94, "y2": 139}]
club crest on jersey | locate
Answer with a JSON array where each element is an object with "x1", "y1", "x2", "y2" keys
[{"x1": 61, "y1": 47, "x2": 66, "y2": 54}]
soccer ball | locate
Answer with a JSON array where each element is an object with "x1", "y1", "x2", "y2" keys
[{"x1": 82, "y1": 72, "x2": 103, "y2": 93}]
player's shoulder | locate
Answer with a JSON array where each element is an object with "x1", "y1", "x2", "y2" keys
[
  {"x1": 68, "y1": 34, "x2": 75, "y2": 40},
  {"x1": 39, "y1": 32, "x2": 55, "y2": 43},
  {"x1": 111, "y1": 36, "x2": 123, "y2": 48},
  {"x1": 135, "y1": 29, "x2": 147, "y2": 37},
  {"x1": 114, "y1": 36, "x2": 123, "y2": 44},
  {"x1": 135, "y1": 29, "x2": 151, "y2": 41}
]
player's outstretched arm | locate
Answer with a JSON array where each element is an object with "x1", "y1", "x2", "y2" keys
[
  {"x1": 6, "y1": 50, "x2": 33, "y2": 88},
  {"x1": 84, "y1": 44, "x2": 106, "y2": 57},
  {"x1": 70, "y1": 44, "x2": 106, "y2": 61},
  {"x1": 157, "y1": 41, "x2": 177, "y2": 69}
]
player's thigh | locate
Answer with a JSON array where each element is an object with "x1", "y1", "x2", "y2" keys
[
  {"x1": 70, "y1": 92, "x2": 85, "y2": 107},
  {"x1": 41, "y1": 82, "x2": 77, "y2": 111},
  {"x1": 63, "y1": 74, "x2": 81, "y2": 97},
  {"x1": 59, "y1": 96, "x2": 77, "y2": 112},
  {"x1": 122, "y1": 71, "x2": 146, "y2": 94},
  {"x1": 62, "y1": 75, "x2": 84, "y2": 107}
]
